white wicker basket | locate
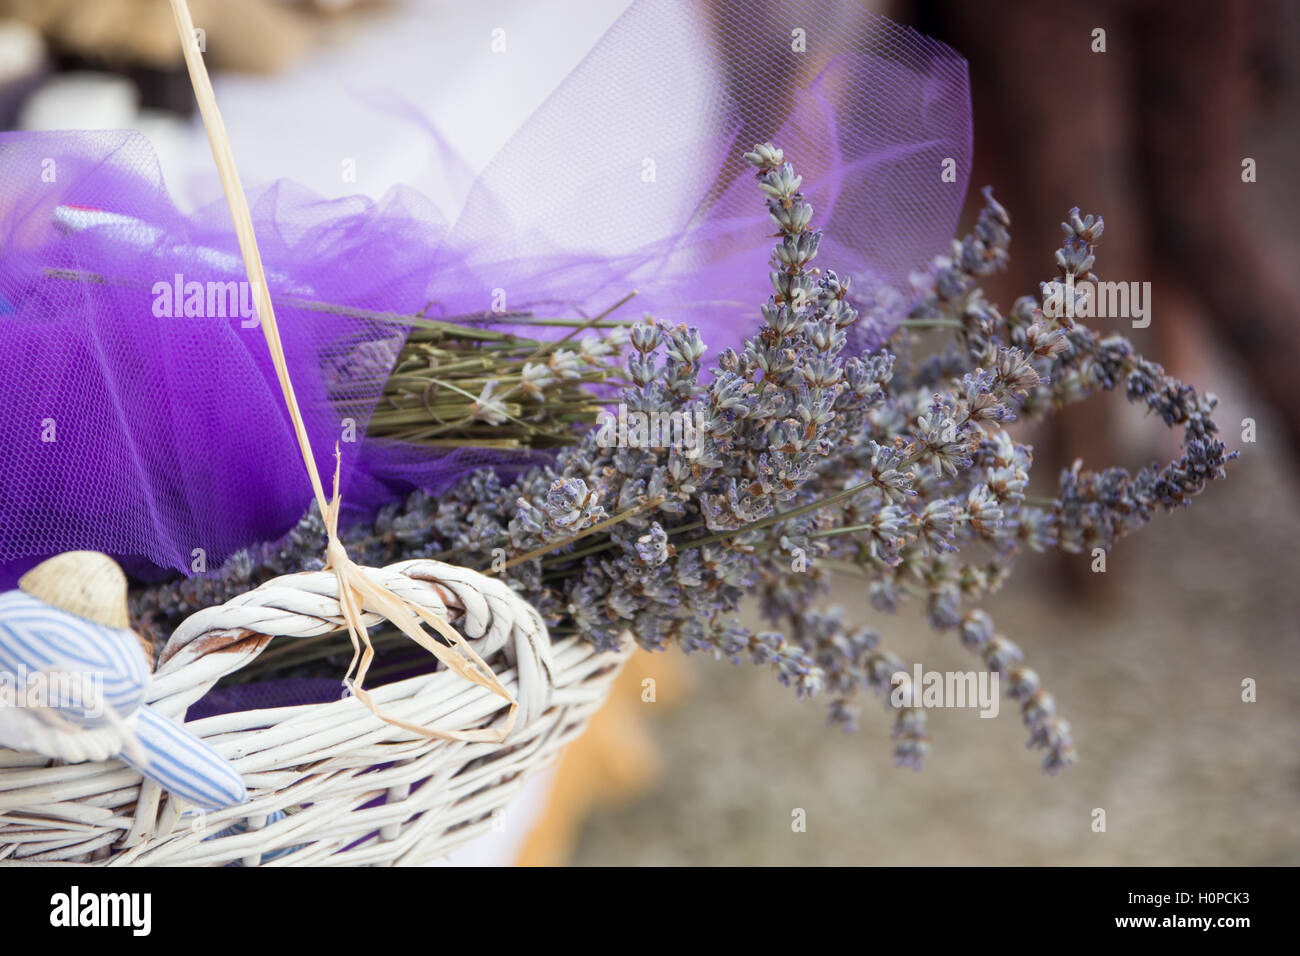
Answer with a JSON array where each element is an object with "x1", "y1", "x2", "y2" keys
[{"x1": 0, "y1": 559, "x2": 631, "y2": 866}]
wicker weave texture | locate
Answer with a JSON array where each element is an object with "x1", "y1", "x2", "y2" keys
[{"x1": 0, "y1": 560, "x2": 631, "y2": 866}]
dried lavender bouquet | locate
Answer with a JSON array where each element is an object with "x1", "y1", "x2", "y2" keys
[
  {"x1": 323, "y1": 300, "x2": 632, "y2": 450},
  {"x1": 133, "y1": 143, "x2": 1234, "y2": 774}
]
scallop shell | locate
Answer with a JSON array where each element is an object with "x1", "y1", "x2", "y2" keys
[{"x1": 18, "y1": 551, "x2": 129, "y2": 629}]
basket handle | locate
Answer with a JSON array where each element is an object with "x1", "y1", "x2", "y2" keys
[{"x1": 146, "y1": 560, "x2": 555, "y2": 742}]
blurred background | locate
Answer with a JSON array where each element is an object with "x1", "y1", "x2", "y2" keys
[{"x1": 1, "y1": 0, "x2": 1295, "y2": 864}]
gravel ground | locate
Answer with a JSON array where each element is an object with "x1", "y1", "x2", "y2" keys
[{"x1": 570, "y1": 370, "x2": 1300, "y2": 865}]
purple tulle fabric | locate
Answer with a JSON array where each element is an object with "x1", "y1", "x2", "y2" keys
[
  {"x1": 185, "y1": 678, "x2": 345, "y2": 721},
  {"x1": 0, "y1": 0, "x2": 970, "y2": 585}
]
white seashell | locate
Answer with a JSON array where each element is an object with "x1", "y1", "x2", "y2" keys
[{"x1": 18, "y1": 551, "x2": 129, "y2": 629}]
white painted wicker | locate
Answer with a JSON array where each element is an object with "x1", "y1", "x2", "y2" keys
[{"x1": 0, "y1": 559, "x2": 631, "y2": 866}]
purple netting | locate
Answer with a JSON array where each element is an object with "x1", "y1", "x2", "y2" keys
[
  {"x1": 185, "y1": 648, "x2": 442, "y2": 719},
  {"x1": 185, "y1": 678, "x2": 345, "y2": 722},
  {"x1": 0, "y1": 0, "x2": 970, "y2": 586}
]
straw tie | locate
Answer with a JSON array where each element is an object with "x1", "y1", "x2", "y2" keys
[{"x1": 167, "y1": 0, "x2": 517, "y2": 743}]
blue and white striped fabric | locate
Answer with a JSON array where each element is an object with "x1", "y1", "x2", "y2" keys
[
  {"x1": 120, "y1": 706, "x2": 247, "y2": 811},
  {"x1": 206, "y1": 810, "x2": 304, "y2": 864},
  {"x1": 0, "y1": 590, "x2": 149, "y2": 724},
  {"x1": 0, "y1": 590, "x2": 245, "y2": 810}
]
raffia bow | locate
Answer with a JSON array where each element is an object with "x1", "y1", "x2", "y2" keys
[{"x1": 167, "y1": 0, "x2": 517, "y2": 743}]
